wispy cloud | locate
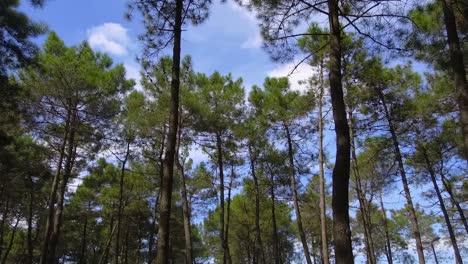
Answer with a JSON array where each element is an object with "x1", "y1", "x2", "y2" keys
[
  {"x1": 228, "y1": 2, "x2": 262, "y2": 49},
  {"x1": 87, "y1": 23, "x2": 130, "y2": 56}
]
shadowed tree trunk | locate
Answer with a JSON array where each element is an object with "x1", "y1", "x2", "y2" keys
[
  {"x1": 115, "y1": 141, "x2": 131, "y2": 264},
  {"x1": 248, "y1": 145, "x2": 266, "y2": 264},
  {"x1": 440, "y1": 171, "x2": 468, "y2": 234},
  {"x1": 440, "y1": 0, "x2": 468, "y2": 158},
  {"x1": 349, "y1": 111, "x2": 376, "y2": 264},
  {"x1": 155, "y1": 0, "x2": 183, "y2": 262},
  {"x1": 378, "y1": 90, "x2": 425, "y2": 264},
  {"x1": 422, "y1": 148, "x2": 463, "y2": 264},
  {"x1": 379, "y1": 191, "x2": 393, "y2": 264},
  {"x1": 283, "y1": 122, "x2": 312, "y2": 264},
  {"x1": 267, "y1": 164, "x2": 281, "y2": 264},
  {"x1": 1, "y1": 216, "x2": 20, "y2": 264},
  {"x1": 317, "y1": 63, "x2": 330, "y2": 264},
  {"x1": 327, "y1": 0, "x2": 354, "y2": 262}
]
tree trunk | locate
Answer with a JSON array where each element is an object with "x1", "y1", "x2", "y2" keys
[
  {"x1": 378, "y1": 90, "x2": 425, "y2": 264},
  {"x1": 248, "y1": 145, "x2": 265, "y2": 264},
  {"x1": 27, "y1": 179, "x2": 34, "y2": 264},
  {"x1": 99, "y1": 223, "x2": 117, "y2": 264},
  {"x1": 46, "y1": 108, "x2": 78, "y2": 264},
  {"x1": 155, "y1": 0, "x2": 182, "y2": 262},
  {"x1": 40, "y1": 107, "x2": 71, "y2": 264},
  {"x1": 283, "y1": 122, "x2": 312, "y2": 264},
  {"x1": 441, "y1": 0, "x2": 468, "y2": 158},
  {"x1": 440, "y1": 172, "x2": 468, "y2": 234},
  {"x1": 175, "y1": 152, "x2": 193, "y2": 264},
  {"x1": 317, "y1": 63, "x2": 329, "y2": 264},
  {"x1": 267, "y1": 165, "x2": 281, "y2": 264},
  {"x1": 216, "y1": 132, "x2": 230, "y2": 264},
  {"x1": 348, "y1": 111, "x2": 376, "y2": 264},
  {"x1": 422, "y1": 149, "x2": 463, "y2": 264},
  {"x1": 149, "y1": 127, "x2": 166, "y2": 263},
  {"x1": 379, "y1": 191, "x2": 393, "y2": 264},
  {"x1": 79, "y1": 201, "x2": 90, "y2": 264},
  {"x1": 115, "y1": 141, "x2": 131, "y2": 264},
  {"x1": 225, "y1": 166, "x2": 233, "y2": 264},
  {"x1": 327, "y1": 0, "x2": 354, "y2": 262},
  {"x1": 1, "y1": 216, "x2": 20, "y2": 264}
]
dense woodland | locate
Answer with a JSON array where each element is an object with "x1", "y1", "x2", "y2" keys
[{"x1": 0, "y1": 0, "x2": 467, "y2": 263}]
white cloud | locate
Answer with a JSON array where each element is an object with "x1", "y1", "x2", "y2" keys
[
  {"x1": 228, "y1": 2, "x2": 262, "y2": 49},
  {"x1": 87, "y1": 23, "x2": 130, "y2": 56},
  {"x1": 267, "y1": 62, "x2": 316, "y2": 93}
]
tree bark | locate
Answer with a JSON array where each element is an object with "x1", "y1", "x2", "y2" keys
[
  {"x1": 348, "y1": 111, "x2": 376, "y2": 264},
  {"x1": 283, "y1": 122, "x2": 312, "y2": 264},
  {"x1": 440, "y1": 0, "x2": 468, "y2": 158},
  {"x1": 27, "y1": 178, "x2": 34, "y2": 264},
  {"x1": 175, "y1": 149, "x2": 194, "y2": 264},
  {"x1": 115, "y1": 141, "x2": 131, "y2": 264},
  {"x1": 327, "y1": 0, "x2": 354, "y2": 262},
  {"x1": 40, "y1": 107, "x2": 71, "y2": 264},
  {"x1": 248, "y1": 145, "x2": 265, "y2": 264},
  {"x1": 267, "y1": 165, "x2": 281, "y2": 264},
  {"x1": 45, "y1": 108, "x2": 78, "y2": 264},
  {"x1": 155, "y1": 0, "x2": 182, "y2": 262},
  {"x1": 379, "y1": 191, "x2": 393, "y2": 264},
  {"x1": 317, "y1": 63, "x2": 329, "y2": 264},
  {"x1": 79, "y1": 201, "x2": 90, "y2": 264},
  {"x1": 378, "y1": 90, "x2": 425, "y2": 264},
  {"x1": 1, "y1": 216, "x2": 20, "y2": 264},
  {"x1": 422, "y1": 149, "x2": 463, "y2": 264},
  {"x1": 216, "y1": 132, "x2": 231, "y2": 264},
  {"x1": 440, "y1": 172, "x2": 468, "y2": 234},
  {"x1": 225, "y1": 166, "x2": 233, "y2": 264}
]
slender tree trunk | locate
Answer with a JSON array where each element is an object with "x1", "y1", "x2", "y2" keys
[
  {"x1": 0, "y1": 197, "x2": 10, "y2": 259},
  {"x1": 115, "y1": 141, "x2": 131, "y2": 264},
  {"x1": 327, "y1": 0, "x2": 354, "y2": 262},
  {"x1": 155, "y1": 0, "x2": 182, "y2": 262},
  {"x1": 378, "y1": 90, "x2": 425, "y2": 264},
  {"x1": 283, "y1": 122, "x2": 312, "y2": 264},
  {"x1": 248, "y1": 145, "x2": 265, "y2": 264},
  {"x1": 27, "y1": 178, "x2": 34, "y2": 264},
  {"x1": 99, "y1": 223, "x2": 118, "y2": 264},
  {"x1": 440, "y1": 172, "x2": 468, "y2": 234},
  {"x1": 348, "y1": 111, "x2": 376, "y2": 264},
  {"x1": 47, "y1": 109, "x2": 78, "y2": 264},
  {"x1": 422, "y1": 149, "x2": 463, "y2": 264},
  {"x1": 175, "y1": 146, "x2": 194, "y2": 264},
  {"x1": 379, "y1": 191, "x2": 393, "y2": 264},
  {"x1": 149, "y1": 127, "x2": 166, "y2": 263},
  {"x1": 1, "y1": 216, "x2": 20, "y2": 264},
  {"x1": 79, "y1": 201, "x2": 90, "y2": 264},
  {"x1": 267, "y1": 165, "x2": 281, "y2": 264},
  {"x1": 317, "y1": 63, "x2": 329, "y2": 264},
  {"x1": 216, "y1": 132, "x2": 230, "y2": 264},
  {"x1": 225, "y1": 167, "x2": 233, "y2": 264},
  {"x1": 40, "y1": 107, "x2": 71, "y2": 264},
  {"x1": 440, "y1": 0, "x2": 468, "y2": 158}
]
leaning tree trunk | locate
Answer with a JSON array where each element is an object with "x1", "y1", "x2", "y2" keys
[
  {"x1": 440, "y1": 172, "x2": 468, "y2": 234},
  {"x1": 248, "y1": 145, "x2": 266, "y2": 264},
  {"x1": 327, "y1": 0, "x2": 354, "y2": 262},
  {"x1": 283, "y1": 122, "x2": 312, "y2": 264},
  {"x1": 379, "y1": 190, "x2": 393, "y2": 264},
  {"x1": 422, "y1": 149, "x2": 463, "y2": 264},
  {"x1": 440, "y1": 0, "x2": 468, "y2": 158},
  {"x1": 378, "y1": 91, "x2": 425, "y2": 264},
  {"x1": 1, "y1": 217, "x2": 20, "y2": 264},
  {"x1": 317, "y1": 64, "x2": 330, "y2": 264},
  {"x1": 27, "y1": 175, "x2": 34, "y2": 264},
  {"x1": 349, "y1": 111, "x2": 376, "y2": 264},
  {"x1": 155, "y1": 0, "x2": 182, "y2": 262},
  {"x1": 115, "y1": 141, "x2": 131, "y2": 264}
]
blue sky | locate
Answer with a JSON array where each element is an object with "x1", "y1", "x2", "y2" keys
[{"x1": 20, "y1": 0, "x2": 313, "y2": 92}]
